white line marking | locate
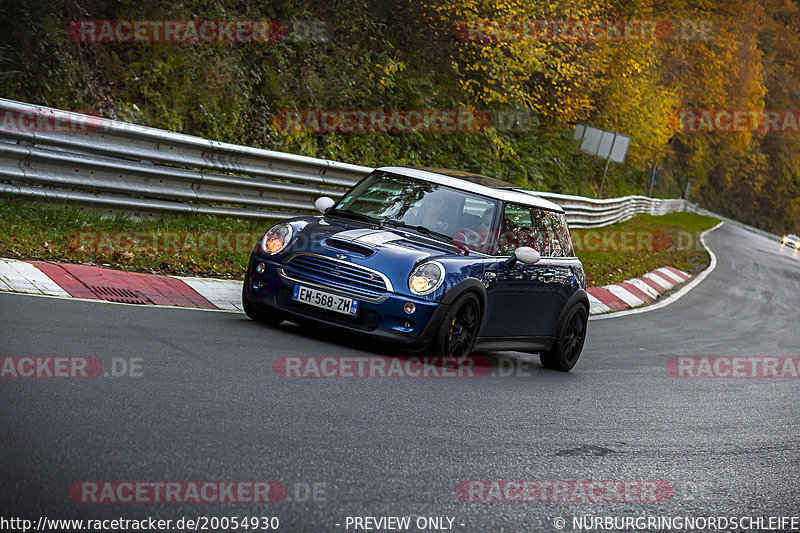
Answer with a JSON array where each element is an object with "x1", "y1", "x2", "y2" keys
[
  {"x1": 606, "y1": 284, "x2": 644, "y2": 308},
  {"x1": 655, "y1": 266, "x2": 686, "y2": 284},
  {"x1": 626, "y1": 278, "x2": 661, "y2": 300},
  {"x1": 0, "y1": 259, "x2": 70, "y2": 296},
  {"x1": 587, "y1": 293, "x2": 611, "y2": 314},
  {"x1": 175, "y1": 276, "x2": 243, "y2": 311},
  {"x1": 0, "y1": 289, "x2": 242, "y2": 313},
  {"x1": 643, "y1": 271, "x2": 675, "y2": 290},
  {"x1": 590, "y1": 221, "x2": 723, "y2": 321},
  {"x1": 0, "y1": 275, "x2": 13, "y2": 292}
]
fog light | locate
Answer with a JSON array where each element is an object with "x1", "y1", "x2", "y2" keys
[
  {"x1": 404, "y1": 320, "x2": 413, "y2": 329},
  {"x1": 256, "y1": 262, "x2": 265, "y2": 273},
  {"x1": 403, "y1": 302, "x2": 416, "y2": 314}
]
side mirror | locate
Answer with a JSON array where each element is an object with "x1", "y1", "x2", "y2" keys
[
  {"x1": 506, "y1": 246, "x2": 540, "y2": 268},
  {"x1": 314, "y1": 196, "x2": 335, "y2": 213}
]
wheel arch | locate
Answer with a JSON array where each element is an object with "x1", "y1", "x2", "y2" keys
[
  {"x1": 441, "y1": 278, "x2": 487, "y2": 316},
  {"x1": 552, "y1": 289, "x2": 590, "y2": 336}
]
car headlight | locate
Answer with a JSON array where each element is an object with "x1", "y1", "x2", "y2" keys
[
  {"x1": 260, "y1": 223, "x2": 293, "y2": 255},
  {"x1": 408, "y1": 261, "x2": 445, "y2": 296}
]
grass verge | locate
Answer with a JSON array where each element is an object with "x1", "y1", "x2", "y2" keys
[
  {"x1": 0, "y1": 198, "x2": 274, "y2": 279},
  {"x1": 0, "y1": 198, "x2": 718, "y2": 284},
  {"x1": 571, "y1": 212, "x2": 719, "y2": 286}
]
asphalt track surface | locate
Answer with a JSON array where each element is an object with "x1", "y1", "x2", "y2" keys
[{"x1": 1, "y1": 223, "x2": 798, "y2": 532}]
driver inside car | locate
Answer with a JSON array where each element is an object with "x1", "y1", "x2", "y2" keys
[{"x1": 413, "y1": 192, "x2": 455, "y2": 234}]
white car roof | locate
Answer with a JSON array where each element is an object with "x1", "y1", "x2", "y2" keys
[{"x1": 376, "y1": 166, "x2": 565, "y2": 213}]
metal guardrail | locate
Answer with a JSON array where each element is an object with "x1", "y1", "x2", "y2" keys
[
  {"x1": 533, "y1": 191, "x2": 686, "y2": 229},
  {"x1": 0, "y1": 98, "x2": 686, "y2": 227},
  {"x1": 686, "y1": 204, "x2": 780, "y2": 241}
]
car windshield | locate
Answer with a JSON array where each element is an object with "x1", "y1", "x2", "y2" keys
[
  {"x1": 333, "y1": 171, "x2": 500, "y2": 251},
  {"x1": 789, "y1": 234, "x2": 799, "y2": 240}
]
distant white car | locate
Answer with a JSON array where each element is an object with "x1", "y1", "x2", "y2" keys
[{"x1": 782, "y1": 234, "x2": 800, "y2": 249}]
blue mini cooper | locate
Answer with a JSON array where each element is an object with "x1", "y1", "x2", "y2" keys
[{"x1": 243, "y1": 167, "x2": 589, "y2": 371}]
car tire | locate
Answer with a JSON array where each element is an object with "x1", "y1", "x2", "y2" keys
[
  {"x1": 242, "y1": 279, "x2": 285, "y2": 327},
  {"x1": 431, "y1": 293, "x2": 482, "y2": 363},
  {"x1": 539, "y1": 305, "x2": 588, "y2": 372}
]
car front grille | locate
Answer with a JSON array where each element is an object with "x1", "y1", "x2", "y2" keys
[{"x1": 284, "y1": 253, "x2": 389, "y2": 299}]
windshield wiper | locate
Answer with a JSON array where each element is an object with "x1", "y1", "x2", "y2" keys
[
  {"x1": 327, "y1": 208, "x2": 382, "y2": 226},
  {"x1": 383, "y1": 219, "x2": 469, "y2": 255}
]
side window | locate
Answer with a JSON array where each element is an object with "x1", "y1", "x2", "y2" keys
[
  {"x1": 530, "y1": 209, "x2": 552, "y2": 256},
  {"x1": 498, "y1": 203, "x2": 534, "y2": 255},
  {"x1": 547, "y1": 212, "x2": 575, "y2": 257},
  {"x1": 459, "y1": 196, "x2": 497, "y2": 233},
  {"x1": 458, "y1": 197, "x2": 498, "y2": 254},
  {"x1": 498, "y1": 205, "x2": 574, "y2": 257}
]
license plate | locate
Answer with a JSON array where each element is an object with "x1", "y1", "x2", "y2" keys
[{"x1": 292, "y1": 285, "x2": 359, "y2": 315}]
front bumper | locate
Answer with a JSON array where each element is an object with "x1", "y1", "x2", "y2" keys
[{"x1": 243, "y1": 256, "x2": 449, "y2": 348}]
